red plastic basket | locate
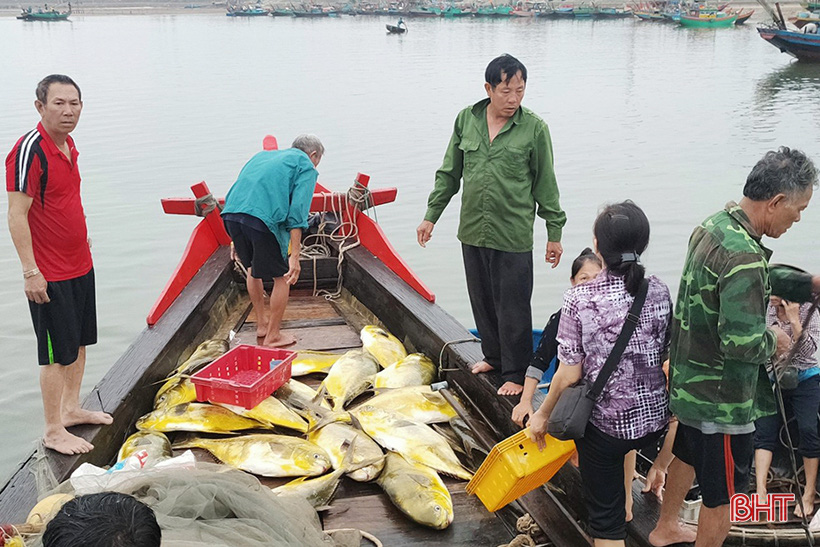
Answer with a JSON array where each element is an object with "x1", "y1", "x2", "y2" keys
[{"x1": 191, "y1": 345, "x2": 295, "y2": 409}]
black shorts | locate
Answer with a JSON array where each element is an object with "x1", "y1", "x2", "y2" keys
[
  {"x1": 29, "y1": 268, "x2": 97, "y2": 366},
  {"x1": 224, "y1": 218, "x2": 288, "y2": 281},
  {"x1": 673, "y1": 422, "x2": 754, "y2": 508}
]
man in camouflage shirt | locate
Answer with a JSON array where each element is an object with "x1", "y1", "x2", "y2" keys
[{"x1": 650, "y1": 147, "x2": 820, "y2": 547}]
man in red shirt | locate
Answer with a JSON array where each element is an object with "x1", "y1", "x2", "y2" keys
[{"x1": 6, "y1": 75, "x2": 112, "y2": 456}]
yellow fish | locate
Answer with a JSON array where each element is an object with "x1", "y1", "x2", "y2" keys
[
  {"x1": 275, "y1": 379, "x2": 331, "y2": 414},
  {"x1": 321, "y1": 350, "x2": 379, "y2": 411},
  {"x1": 117, "y1": 430, "x2": 173, "y2": 462},
  {"x1": 360, "y1": 325, "x2": 407, "y2": 368},
  {"x1": 272, "y1": 440, "x2": 382, "y2": 507},
  {"x1": 307, "y1": 412, "x2": 385, "y2": 482},
  {"x1": 136, "y1": 402, "x2": 263, "y2": 433},
  {"x1": 173, "y1": 434, "x2": 331, "y2": 477},
  {"x1": 359, "y1": 385, "x2": 456, "y2": 424},
  {"x1": 352, "y1": 405, "x2": 472, "y2": 481},
  {"x1": 154, "y1": 377, "x2": 197, "y2": 409},
  {"x1": 377, "y1": 452, "x2": 454, "y2": 530},
  {"x1": 373, "y1": 353, "x2": 436, "y2": 388},
  {"x1": 171, "y1": 339, "x2": 230, "y2": 377},
  {"x1": 291, "y1": 351, "x2": 340, "y2": 377},
  {"x1": 215, "y1": 397, "x2": 308, "y2": 433}
]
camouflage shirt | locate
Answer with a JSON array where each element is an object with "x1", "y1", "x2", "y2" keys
[{"x1": 669, "y1": 202, "x2": 814, "y2": 429}]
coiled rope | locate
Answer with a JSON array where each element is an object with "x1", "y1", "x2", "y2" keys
[{"x1": 299, "y1": 181, "x2": 374, "y2": 300}]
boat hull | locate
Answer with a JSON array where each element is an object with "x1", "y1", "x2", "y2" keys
[
  {"x1": 679, "y1": 13, "x2": 738, "y2": 27},
  {"x1": 758, "y1": 27, "x2": 820, "y2": 61}
]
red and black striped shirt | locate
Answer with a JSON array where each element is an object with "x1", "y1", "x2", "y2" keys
[{"x1": 6, "y1": 122, "x2": 92, "y2": 281}]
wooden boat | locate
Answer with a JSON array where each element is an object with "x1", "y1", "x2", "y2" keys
[
  {"x1": 679, "y1": 8, "x2": 738, "y2": 27},
  {"x1": 443, "y1": 5, "x2": 473, "y2": 17},
  {"x1": 633, "y1": 9, "x2": 667, "y2": 21},
  {"x1": 734, "y1": 8, "x2": 754, "y2": 24},
  {"x1": 226, "y1": 5, "x2": 270, "y2": 16},
  {"x1": 5, "y1": 142, "x2": 820, "y2": 546},
  {"x1": 0, "y1": 160, "x2": 597, "y2": 546},
  {"x1": 573, "y1": 4, "x2": 594, "y2": 17},
  {"x1": 17, "y1": 4, "x2": 71, "y2": 21},
  {"x1": 793, "y1": 10, "x2": 820, "y2": 29},
  {"x1": 758, "y1": 26, "x2": 820, "y2": 62},
  {"x1": 385, "y1": 22, "x2": 407, "y2": 32},
  {"x1": 596, "y1": 6, "x2": 633, "y2": 18}
]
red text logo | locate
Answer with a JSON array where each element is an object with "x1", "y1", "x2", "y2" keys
[{"x1": 730, "y1": 493, "x2": 795, "y2": 523}]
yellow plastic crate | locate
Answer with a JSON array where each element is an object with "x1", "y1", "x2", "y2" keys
[{"x1": 466, "y1": 429, "x2": 576, "y2": 512}]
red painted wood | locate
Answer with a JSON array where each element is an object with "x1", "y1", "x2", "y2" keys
[
  {"x1": 150, "y1": 178, "x2": 430, "y2": 325},
  {"x1": 147, "y1": 220, "x2": 219, "y2": 326},
  {"x1": 356, "y1": 212, "x2": 436, "y2": 302},
  {"x1": 147, "y1": 182, "x2": 229, "y2": 326},
  {"x1": 161, "y1": 188, "x2": 398, "y2": 216},
  {"x1": 191, "y1": 181, "x2": 231, "y2": 245}
]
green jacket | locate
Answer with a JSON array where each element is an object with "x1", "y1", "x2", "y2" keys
[
  {"x1": 669, "y1": 202, "x2": 814, "y2": 427},
  {"x1": 424, "y1": 99, "x2": 566, "y2": 252}
]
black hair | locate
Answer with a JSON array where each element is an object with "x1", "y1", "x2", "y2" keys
[
  {"x1": 743, "y1": 146, "x2": 817, "y2": 201},
  {"x1": 36, "y1": 74, "x2": 82, "y2": 103},
  {"x1": 484, "y1": 54, "x2": 527, "y2": 89},
  {"x1": 42, "y1": 492, "x2": 161, "y2": 547},
  {"x1": 570, "y1": 247, "x2": 602, "y2": 279},
  {"x1": 593, "y1": 201, "x2": 650, "y2": 296}
]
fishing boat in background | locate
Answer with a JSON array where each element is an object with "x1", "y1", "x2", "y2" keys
[
  {"x1": 758, "y1": 0, "x2": 820, "y2": 61},
  {"x1": 596, "y1": 6, "x2": 634, "y2": 18},
  {"x1": 679, "y1": 6, "x2": 738, "y2": 27},
  {"x1": 732, "y1": 7, "x2": 754, "y2": 24},
  {"x1": 572, "y1": 3, "x2": 594, "y2": 17},
  {"x1": 758, "y1": 27, "x2": 820, "y2": 61},
  {"x1": 386, "y1": 18, "x2": 407, "y2": 31},
  {"x1": 17, "y1": 3, "x2": 71, "y2": 20},
  {"x1": 793, "y1": 9, "x2": 820, "y2": 29},
  {"x1": 226, "y1": 2, "x2": 270, "y2": 16}
]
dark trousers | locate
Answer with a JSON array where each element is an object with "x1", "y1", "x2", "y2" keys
[
  {"x1": 755, "y1": 375, "x2": 820, "y2": 459},
  {"x1": 461, "y1": 243, "x2": 533, "y2": 384},
  {"x1": 576, "y1": 423, "x2": 664, "y2": 540}
]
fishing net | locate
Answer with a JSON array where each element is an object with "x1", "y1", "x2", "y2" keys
[{"x1": 24, "y1": 462, "x2": 335, "y2": 547}]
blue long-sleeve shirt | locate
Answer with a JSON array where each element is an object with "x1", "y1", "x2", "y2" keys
[{"x1": 221, "y1": 148, "x2": 317, "y2": 259}]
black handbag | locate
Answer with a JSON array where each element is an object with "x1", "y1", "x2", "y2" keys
[{"x1": 547, "y1": 279, "x2": 649, "y2": 441}]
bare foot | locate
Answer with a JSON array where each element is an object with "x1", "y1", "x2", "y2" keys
[
  {"x1": 43, "y1": 427, "x2": 94, "y2": 455},
  {"x1": 648, "y1": 523, "x2": 697, "y2": 547},
  {"x1": 795, "y1": 495, "x2": 815, "y2": 519},
  {"x1": 263, "y1": 332, "x2": 297, "y2": 348},
  {"x1": 63, "y1": 408, "x2": 113, "y2": 428},
  {"x1": 471, "y1": 361, "x2": 494, "y2": 374},
  {"x1": 498, "y1": 381, "x2": 524, "y2": 396}
]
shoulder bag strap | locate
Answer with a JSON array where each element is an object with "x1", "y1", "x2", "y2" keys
[{"x1": 586, "y1": 278, "x2": 650, "y2": 400}]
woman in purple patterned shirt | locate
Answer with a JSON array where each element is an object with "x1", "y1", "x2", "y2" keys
[{"x1": 528, "y1": 201, "x2": 672, "y2": 545}]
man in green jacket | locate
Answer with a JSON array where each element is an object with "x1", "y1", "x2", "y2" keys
[
  {"x1": 650, "y1": 147, "x2": 820, "y2": 547},
  {"x1": 416, "y1": 54, "x2": 566, "y2": 396}
]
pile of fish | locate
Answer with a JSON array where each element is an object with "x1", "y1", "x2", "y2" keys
[{"x1": 123, "y1": 326, "x2": 476, "y2": 530}]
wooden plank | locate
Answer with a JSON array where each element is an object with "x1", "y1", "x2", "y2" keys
[
  {"x1": 322, "y1": 489, "x2": 512, "y2": 546},
  {"x1": 0, "y1": 247, "x2": 241, "y2": 524},
  {"x1": 341, "y1": 246, "x2": 594, "y2": 547},
  {"x1": 246, "y1": 294, "x2": 340, "y2": 324},
  {"x1": 232, "y1": 323, "x2": 362, "y2": 352}
]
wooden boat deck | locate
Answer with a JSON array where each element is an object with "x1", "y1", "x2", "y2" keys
[{"x1": 172, "y1": 289, "x2": 519, "y2": 545}]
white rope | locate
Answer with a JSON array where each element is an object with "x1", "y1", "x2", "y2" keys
[{"x1": 300, "y1": 184, "x2": 373, "y2": 300}]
